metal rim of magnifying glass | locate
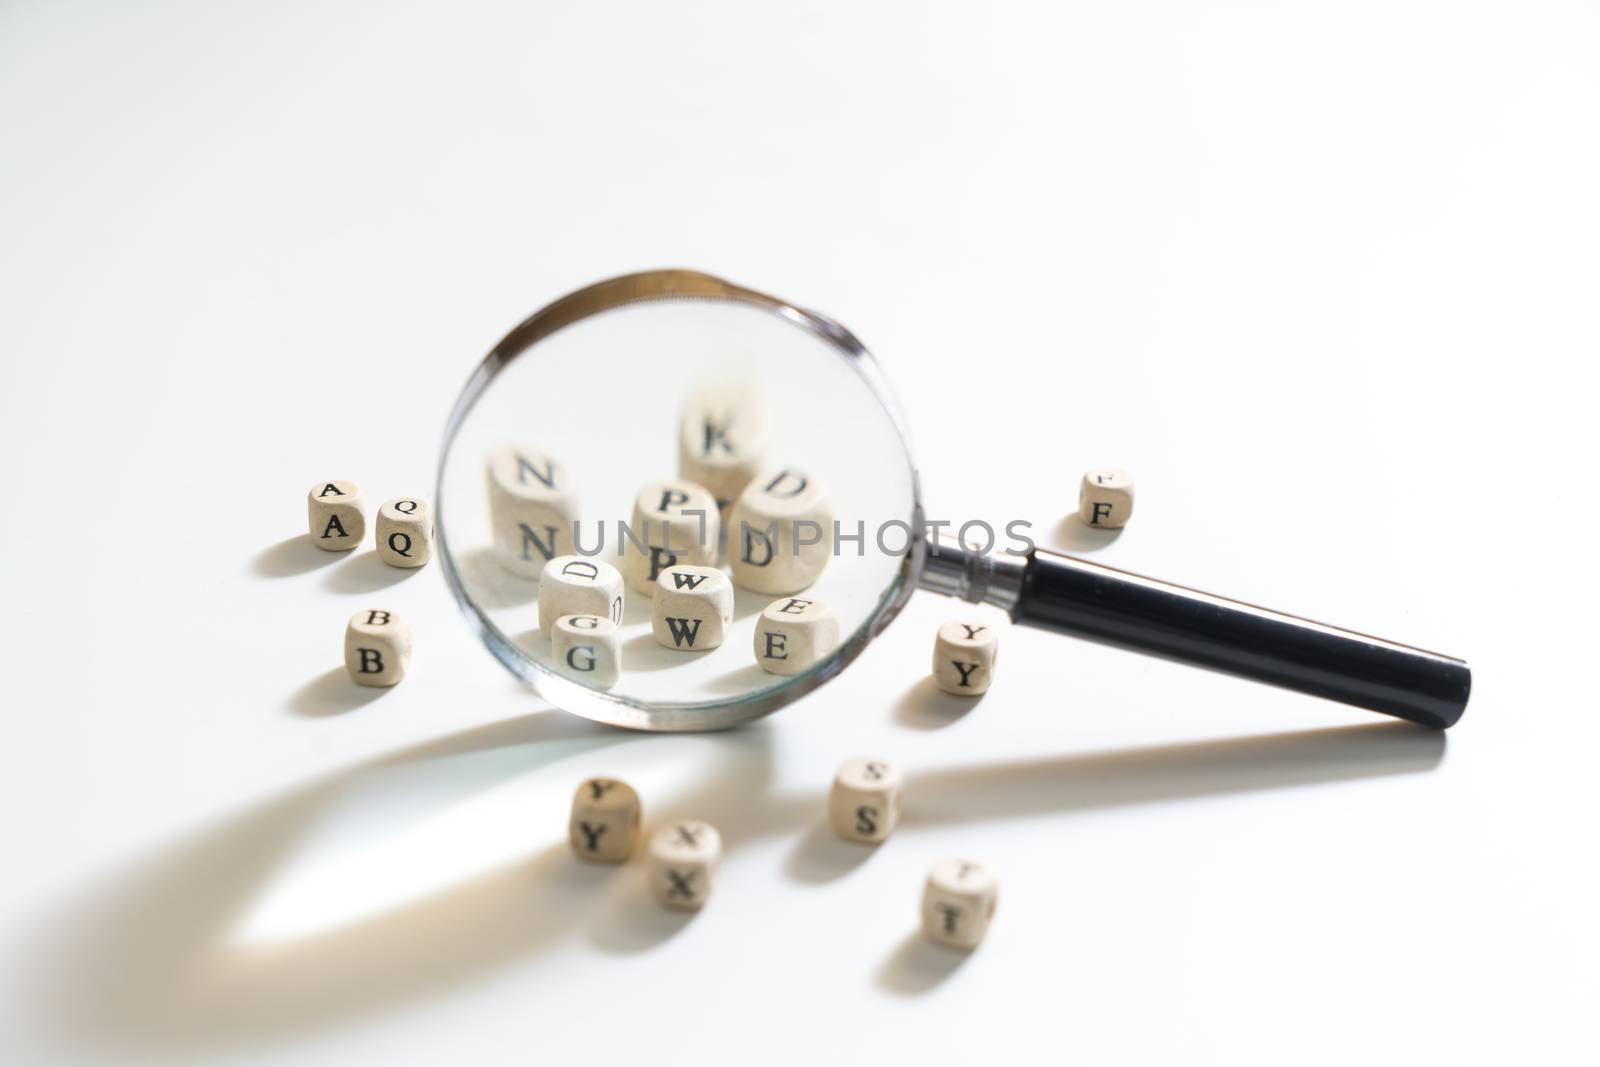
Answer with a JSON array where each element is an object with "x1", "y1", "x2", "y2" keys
[{"x1": 436, "y1": 268, "x2": 927, "y2": 732}]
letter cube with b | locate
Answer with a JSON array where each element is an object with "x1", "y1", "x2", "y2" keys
[
  {"x1": 376, "y1": 497, "x2": 433, "y2": 568},
  {"x1": 308, "y1": 480, "x2": 364, "y2": 550},
  {"x1": 623, "y1": 480, "x2": 720, "y2": 594},
  {"x1": 648, "y1": 820, "x2": 722, "y2": 911},
  {"x1": 486, "y1": 446, "x2": 579, "y2": 578},
  {"x1": 538, "y1": 555, "x2": 624, "y2": 633},
  {"x1": 550, "y1": 614, "x2": 621, "y2": 689},
  {"x1": 921, "y1": 858, "x2": 998, "y2": 950},
  {"x1": 344, "y1": 608, "x2": 411, "y2": 687},
  {"x1": 933, "y1": 620, "x2": 998, "y2": 695},
  {"x1": 1079, "y1": 468, "x2": 1134, "y2": 529},
  {"x1": 753, "y1": 597, "x2": 840, "y2": 676},
  {"x1": 729, "y1": 467, "x2": 833, "y2": 594},
  {"x1": 652, "y1": 565, "x2": 734, "y2": 651},
  {"x1": 568, "y1": 777, "x2": 641, "y2": 863},
  {"x1": 828, "y1": 756, "x2": 902, "y2": 844}
]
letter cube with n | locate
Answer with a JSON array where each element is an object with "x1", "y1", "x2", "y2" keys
[
  {"x1": 921, "y1": 858, "x2": 998, "y2": 950},
  {"x1": 933, "y1": 620, "x2": 998, "y2": 695},
  {"x1": 550, "y1": 614, "x2": 621, "y2": 689},
  {"x1": 344, "y1": 608, "x2": 411, "y2": 687},
  {"x1": 1078, "y1": 468, "x2": 1134, "y2": 529},
  {"x1": 828, "y1": 756, "x2": 902, "y2": 844},
  {"x1": 753, "y1": 596, "x2": 839, "y2": 676},
  {"x1": 568, "y1": 777, "x2": 641, "y2": 863},
  {"x1": 648, "y1": 820, "x2": 722, "y2": 911},
  {"x1": 729, "y1": 467, "x2": 833, "y2": 594},
  {"x1": 652, "y1": 565, "x2": 734, "y2": 651},
  {"x1": 486, "y1": 446, "x2": 579, "y2": 578},
  {"x1": 308, "y1": 480, "x2": 364, "y2": 550},
  {"x1": 538, "y1": 555, "x2": 624, "y2": 633}
]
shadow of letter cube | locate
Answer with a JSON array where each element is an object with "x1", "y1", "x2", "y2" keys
[
  {"x1": 376, "y1": 497, "x2": 433, "y2": 568},
  {"x1": 921, "y1": 858, "x2": 998, "y2": 950},
  {"x1": 550, "y1": 614, "x2": 620, "y2": 690},
  {"x1": 828, "y1": 756, "x2": 903, "y2": 844},
  {"x1": 1078, "y1": 468, "x2": 1134, "y2": 529},
  {"x1": 753, "y1": 596, "x2": 839, "y2": 676},
  {"x1": 933, "y1": 620, "x2": 998, "y2": 695},
  {"x1": 648, "y1": 820, "x2": 722, "y2": 911},
  {"x1": 569, "y1": 777, "x2": 641, "y2": 863},
  {"x1": 538, "y1": 556, "x2": 624, "y2": 634},
  {"x1": 486, "y1": 446, "x2": 579, "y2": 578},
  {"x1": 308, "y1": 480, "x2": 364, "y2": 551},
  {"x1": 344, "y1": 608, "x2": 411, "y2": 687},
  {"x1": 728, "y1": 467, "x2": 833, "y2": 595},
  {"x1": 652, "y1": 565, "x2": 734, "y2": 651}
]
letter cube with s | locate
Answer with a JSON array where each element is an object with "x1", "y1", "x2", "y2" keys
[
  {"x1": 538, "y1": 555, "x2": 624, "y2": 633},
  {"x1": 550, "y1": 614, "x2": 621, "y2": 689},
  {"x1": 753, "y1": 596, "x2": 839, "y2": 676},
  {"x1": 344, "y1": 608, "x2": 411, "y2": 687},
  {"x1": 828, "y1": 756, "x2": 902, "y2": 844},
  {"x1": 568, "y1": 777, "x2": 641, "y2": 863},
  {"x1": 651, "y1": 565, "x2": 734, "y2": 651}
]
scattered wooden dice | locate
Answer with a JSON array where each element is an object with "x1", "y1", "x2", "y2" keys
[
  {"x1": 1079, "y1": 467, "x2": 1134, "y2": 529},
  {"x1": 538, "y1": 555, "x2": 625, "y2": 633},
  {"x1": 728, "y1": 467, "x2": 833, "y2": 594},
  {"x1": 623, "y1": 480, "x2": 721, "y2": 594},
  {"x1": 753, "y1": 596, "x2": 839, "y2": 675},
  {"x1": 828, "y1": 756, "x2": 902, "y2": 844},
  {"x1": 933, "y1": 620, "x2": 999, "y2": 696},
  {"x1": 550, "y1": 614, "x2": 621, "y2": 689},
  {"x1": 308, "y1": 480, "x2": 364, "y2": 551},
  {"x1": 921, "y1": 858, "x2": 998, "y2": 950},
  {"x1": 651, "y1": 564, "x2": 734, "y2": 651},
  {"x1": 376, "y1": 496, "x2": 433, "y2": 568},
  {"x1": 568, "y1": 777, "x2": 641, "y2": 863},
  {"x1": 487, "y1": 446, "x2": 579, "y2": 577},
  {"x1": 344, "y1": 608, "x2": 411, "y2": 687},
  {"x1": 648, "y1": 820, "x2": 722, "y2": 911}
]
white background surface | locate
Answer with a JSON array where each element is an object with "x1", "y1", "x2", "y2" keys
[{"x1": 2, "y1": 2, "x2": 1597, "y2": 1064}]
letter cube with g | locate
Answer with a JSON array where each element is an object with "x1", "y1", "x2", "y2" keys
[
  {"x1": 538, "y1": 555, "x2": 624, "y2": 633},
  {"x1": 344, "y1": 608, "x2": 411, "y2": 687},
  {"x1": 648, "y1": 820, "x2": 722, "y2": 911},
  {"x1": 828, "y1": 756, "x2": 902, "y2": 844},
  {"x1": 1078, "y1": 468, "x2": 1134, "y2": 529},
  {"x1": 568, "y1": 777, "x2": 641, "y2": 863},
  {"x1": 753, "y1": 597, "x2": 839, "y2": 676},
  {"x1": 486, "y1": 446, "x2": 579, "y2": 578},
  {"x1": 933, "y1": 620, "x2": 998, "y2": 695},
  {"x1": 921, "y1": 858, "x2": 998, "y2": 950},
  {"x1": 651, "y1": 565, "x2": 734, "y2": 651},
  {"x1": 550, "y1": 614, "x2": 620, "y2": 689},
  {"x1": 308, "y1": 480, "x2": 364, "y2": 550},
  {"x1": 728, "y1": 467, "x2": 833, "y2": 595}
]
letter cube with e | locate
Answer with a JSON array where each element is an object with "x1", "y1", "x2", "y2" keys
[
  {"x1": 344, "y1": 608, "x2": 411, "y2": 687},
  {"x1": 933, "y1": 620, "x2": 999, "y2": 695},
  {"x1": 648, "y1": 820, "x2": 722, "y2": 911},
  {"x1": 679, "y1": 387, "x2": 767, "y2": 515},
  {"x1": 568, "y1": 777, "x2": 641, "y2": 863},
  {"x1": 921, "y1": 858, "x2": 998, "y2": 950},
  {"x1": 828, "y1": 756, "x2": 902, "y2": 844},
  {"x1": 550, "y1": 614, "x2": 621, "y2": 689},
  {"x1": 753, "y1": 597, "x2": 839, "y2": 676},
  {"x1": 729, "y1": 467, "x2": 834, "y2": 594},
  {"x1": 376, "y1": 497, "x2": 433, "y2": 568},
  {"x1": 652, "y1": 565, "x2": 734, "y2": 651},
  {"x1": 623, "y1": 480, "x2": 720, "y2": 594},
  {"x1": 1079, "y1": 468, "x2": 1134, "y2": 529},
  {"x1": 308, "y1": 480, "x2": 364, "y2": 550},
  {"x1": 486, "y1": 446, "x2": 579, "y2": 578},
  {"x1": 538, "y1": 555, "x2": 624, "y2": 633}
]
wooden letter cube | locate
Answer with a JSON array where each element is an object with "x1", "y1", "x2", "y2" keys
[
  {"x1": 728, "y1": 467, "x2": 834, "y2": 594},
  {"x1": 376, "y1": 496, "x2": 433, "y2": 568},
  {"x1": 921, "y1": 858, "x2": 998, "y2": 950},
  {"x1": 344, "y1": 608, "x2": 411, "y2": 687},
  {"x1": 753, "y1": 596, "x2": 840, "y2": 676},
  {"x1": 538, "y1": 555, "x2": 624, "y2": 634},
  {"x1": 933, "y1": 620, "x2": 999, "y2": 696},
  {"x1": 651, "y1": 565, "x2": 734, "y2": 651},
  {"x1": 550, "y1": 614, "x2": 621, "y2": 689},
  {"x1": 623, "y1": 480, "x2": 720, "y2": 594},
  {"x1": 486, "y1": 446, "x2": 579, "y2": 578},
  {"x1": 828, "y1": 756, "x2": 903, "y2": 844},
  {"x1": 679, "y1": 388, "x2": 767, "y2": 514},
  {"x1": 648, "y1": 820, "x2": 722, "y2": 911},
  {"x1": 1078, "y1": 468, "x2": 1134, "y2": 529},
  {"x1": 569, "y1": 777, "x2": 641, "y2": 863},
  {"x1": 308, "y1": 480, "x2": 364, "y2": 551}
]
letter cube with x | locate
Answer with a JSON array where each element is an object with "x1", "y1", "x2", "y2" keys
[{"x1": 648, "y1": 820, "x2": 722, "y2": 910}]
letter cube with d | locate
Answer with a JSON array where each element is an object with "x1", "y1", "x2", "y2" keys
[
  {"x1": 308, "y1": 480, "x2": 364, "y2": 550},
  {"x1": 550, "y1": 614, "x2": 620, "y2": 689},
  {"x1": 728, "y1": 467, "x2": 833, "y2": 595},
  {"x1": 652, "y1": 565, "x2": 734, "y2": 651},
  {"x1": 1078, "y1": 468, "x2": 1134, "y2": 529},
  {"x1": 568, "y1": 777, "x2": 641, "y2": 863},
  {"x1": 933, "y1": 620, "x2": 998, "y2": 695},
  {"x1": 344, "y1": 608, "x2": 411, "y2": 687},
  {"x1": 538, "y1": 555, "x2": 624, "y2": 633},
  {"x1": 828, "y1": 756, "x2": 902, "y2": 844},
  {"x1": 921, "y1": 858, "x2": 998, "y2": 950},
  {"x1": 648, "y1": 820, "x2": 722, "y2": 910},
  {"x1": 753, "y1": 596, "x2": 839, "y2": 676}
]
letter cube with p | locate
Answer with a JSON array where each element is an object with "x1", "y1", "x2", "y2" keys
[
  {"x1": 623, "y1": 480, "x2": 720, "y2": 595},
  {"x1": 550, "y1": 614, "x2": 620, "y2": 689},
  {"x1": 538, "y1": 555, "x2": 624, "y2": 633},
  {"x1": 344, "y1": 608, "x2": 411, "y2": 687},
  {"x1": 651, "y1": 565, "x2": 734, "y2": 651}
]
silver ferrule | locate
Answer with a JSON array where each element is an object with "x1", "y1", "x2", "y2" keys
[{"x1": 918, "y1": 533, "x2": 1027, "y2": 613}]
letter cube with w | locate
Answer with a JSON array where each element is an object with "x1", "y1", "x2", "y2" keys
[{"x1": 651, "y1": 565, "x2": 734, "y2": 651}]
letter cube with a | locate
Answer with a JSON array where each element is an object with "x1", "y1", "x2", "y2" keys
[
  {"x1": 728, "y1": 467, "x2": 833, "y2": 594},
  {"x1": 550, "y1": 614, "x2": 621, "y2": 689},
  {"x1": 568, "y1": 777, "x2": 641, "y2": 863},
  {"x1": 828, "y1": 756, "x2": 902, "y2": 844},
  {"x1": 648, "y1": 820, "x2": 722, "y2": 911},
  {"x1": 344, "y1": 608, "x2": 411, "y2": 687},
  {"x1": 376, "y1": 497, "x2": 433, "y2": 568},
  {"x1": 753, "y1": 596, "x2": 839, "y2": 676},
  {"x1": 1078, "y1": 468, "x2": 1134, "y2": 529},
  {"x1": 933, "y1": 620, "x2": 999, "y2": 696},
  {"x1": 623, "y1": 480, "x2": 720, "y2": 594},
  {"x1": 921, "y1": 858, "x2": 998, "y2": 950},
  {"x1": 486, "y1": 446, "x2": 579, "y2": 578},
  {"x1": 308, "y1": 480, "x2": 364, "y2": 551},
  {"x1": 538, "y1": 555, "x2": 624, "y2": 633},
  {"x1": 652, "y1": 565, "x2": 734, "y2": 651}
]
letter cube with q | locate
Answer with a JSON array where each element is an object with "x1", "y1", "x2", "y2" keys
[{"x1": 376, "y1": 497, "x2": 433, "y2": 568}]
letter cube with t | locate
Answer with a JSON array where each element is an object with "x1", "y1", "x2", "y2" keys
[
  {"x1": 679, "y1": 387, "x2": 767, "y2": 514},
  {"x1": 623, "y1": 480, "x2": 720, "y2": 594},
  {"x1": 652, "y1": 565, "x2": 734, "y2": 651},
  {"x1": 828, "y1": 757, "x2": 903, "y2": 844},
  {"x1": 933, "y1": 620, "x2": 999, "y2": 695},
  {"x1": 754, "y1": 597, "x2": 839, "y2": 676},
  {"x1": 486, "y1": 446, "x2": 579, "y2": 578},
  {"x1": 376, "y1": 497, "x2": 433, "y2": 568},
  {"x1": 1078, "y1": 468, "x2": 1134, "y2": 529},
  {"x1": 550, "y1": 614, "x2": 621, "y2": 689},
  {"x1": 344, "y1": 608, "x2": 411, "y2": 687},
  {"x1": 648, "y1": 820, "x2": 722, "y2": 910},
  {"x1": 308, "y1": 480, "x2": 364, "y2": 550},
  {"x1": 921, "y1": 858, "x2": 998, "y2": 950},
  {"x1": 538, "y1": 555, "x2": 624, "y2": 633},
  {"x1": 729, "y1": 467, "x2": 833, "y2": 594},
  {"x1": 568, "y1": 777, "x2": 641, "y2": 863}
]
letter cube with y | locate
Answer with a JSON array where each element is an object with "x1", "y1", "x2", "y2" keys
[
  {"x1": 377, "y1": 497, "x2": 433, "y2": 568},
  {"x1": 538, "y1": 556, "x2": 624, "y2": 633},
  {"x1": 828, "y1": 757, "x2": 902, "y2": 844},
  {"x1": 729, "y1": 467, "x2": 833, "y2": 594},
  {"x1": 648, "y1": 820, "x2": 722, "y2": 911},
  {"x1": 486, "y1": 446, "x2": 579, "y2": 577},
  {"x1": 1079, "y1": 468, "x2": 1134, "y2": 529},
  {"x1": 344, "y1": 608, "x2": 411, "y2": 687},
  {"x1": 308, "y1": 480, "x2": 364, "y2": 550},
  {"x1": 933, "y1": 620, "x2": 998, "y2": 695},
  {"x1": 550, "y1": 614, "x2": 621, "y2": 689},
  {"x1": 652, "y1": 565, "x2": 734, "y2": 651},
  {"x1": 623, "y1": 480, "x2": 720, "y2": 594},
  {"x1": 921, "y1": 858, "x2": 998, "y2": 950},
  {"x1": 754, "y1": 597, "x2": 840, "y2": 676},
  {"x1": 569, "y1": 777, "x2": 641, "y2": 863},
  {"x1": 679, "y1": 387, "x2": 767, "y2": 514}
]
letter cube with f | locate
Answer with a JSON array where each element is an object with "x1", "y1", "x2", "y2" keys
[
  {"x1": 344, "y1": 608, "x2": 411, "y2": 687},
  {"x1": 921, "y1": 858, "x2": 998, "y2": 950},
  {"x1": 753, "y1": 596, "x2": 839, "y2": 676},
  {"x1": 308, "y1": 480, "x2": 364, "y2": 550},
  {"x1": 648, "y1": 820, "x2": 722, "y2": 911},
  {"x1": 828, "y1": 756, "x2": 902, "y2": 844},
  {"x1": 568, "y1": 777, "x2": 641, "y2": 863},
  {"x1": 486, "y1": 446, "x2": 579, "y2": 578},
  {"x1": 1078, "y1": 468, "x2": 1134, "y2": 529},
  {"x1": 651, "y1": 565, "x2": 734, "y2": 651},
  {"x1": 538, "y1": 555, "x2": 624, "y2": 633},
  {"x1": 933, "y1": 620, "x2": 998, "y2": 695},
  {"x1": 550, "y1": 614, "x2": 621, "y2": 689}
]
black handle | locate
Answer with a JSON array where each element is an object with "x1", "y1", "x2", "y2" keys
[{"x1": 1012, "y1": 549, "x2": 1470, "y2": 729}]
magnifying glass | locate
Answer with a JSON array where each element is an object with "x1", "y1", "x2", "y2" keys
[{"x1": 436, "y1": 269, "x2": 1470, "y2": 733}]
